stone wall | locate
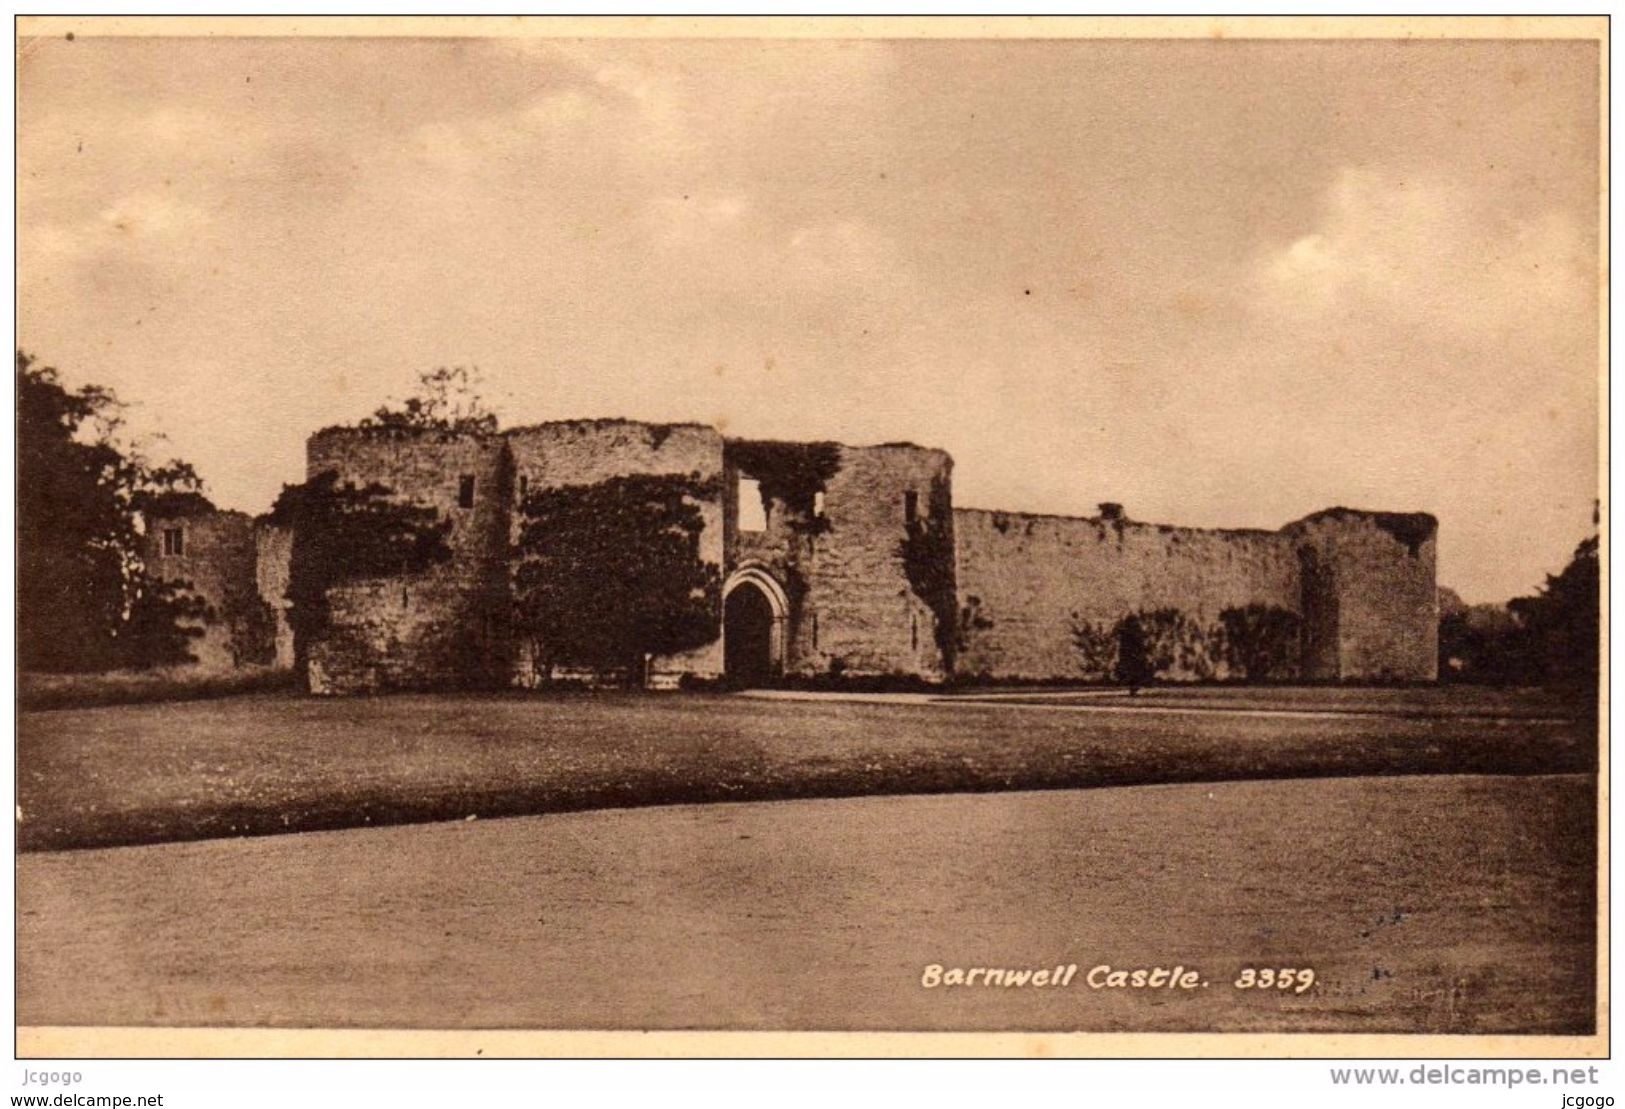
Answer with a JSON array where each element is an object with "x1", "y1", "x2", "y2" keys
[
  {"x1": 303, "y1": 427, "x2": 511, "y2": 693},
  {"x1": 254, "y1": 524, "x2": 296, "y2": 670},
  {"x1": 954, "y1": 505, "x2": 1437, "y2": 683},
  {"x1": 953, "y1": 508, "x2": 1301, "y2": 682},
  {"x1": 142, "y1": 510, "x2": 269, "y2": 671},
  {"x1": 729, "y1": 442, "x2": 956, "y2": 681},
  {"x1": 506, "y1": 420, "x2": 726, "y2": 684},
  {"x1": 160, "y1": 420, "x2": 1437, "y2": 692}
]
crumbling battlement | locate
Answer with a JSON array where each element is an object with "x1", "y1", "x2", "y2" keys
[{"x1": 153, "y1": 419, "x2": 1438, "y2": 691}]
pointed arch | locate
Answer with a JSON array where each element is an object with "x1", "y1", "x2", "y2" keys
[{"x1": 722, "y1": 563, "x2": 790, "y2": 685}]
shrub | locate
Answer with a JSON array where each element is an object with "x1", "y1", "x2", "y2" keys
[{"x1": 1219, "y1": 603, "x2": 1302, "y2": 681}]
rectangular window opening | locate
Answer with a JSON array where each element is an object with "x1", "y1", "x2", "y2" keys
[
  {"x1": 737, "y1": 475, "x2": 768, "y2": 533},
  {"x1": 904, "y1": 490, "x2": 919, "y2": 525},
  {"x1": 162, "y1": 527, "x2": 185, "y2": 556},
  {"x1": 458, "y1": 474, "x2": 476, "y2": 509},
  {"x1": 813, "y1": 490, "x2": 826, "y2": 518},
  {"x1": 518, "y1": 474, "x2": 529, "y2": 502},
  {"x1": 812, "y1": 612, "x2": 819, "y2": 649}
]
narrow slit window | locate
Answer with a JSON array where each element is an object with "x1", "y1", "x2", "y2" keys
[
  {"x1": 458, "y1": 474, "x2": 476, "y2": 509},
  {"x1": 738, "y1": 476, "x2": 767, "y2": 532},
  {"x1": 903, "y1": 490, "x2": 919, "y2": 525},
  {"x1": 162, "y1": 527, "x2": 184, "y2": 556},
  {"x1": 812, "y1": 612, "x2": 819, "y2": 649},
  {"x1": 518, "y1": 474, "x2": 529, "y2": 502},
  {"x1": 911, "y1": 612, "x2": 919, "y2": 650}
]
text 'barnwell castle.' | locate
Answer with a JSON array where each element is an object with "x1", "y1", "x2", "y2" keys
[{"x1": 145, "y1": 418, "x2": 1438, "y2": 693}]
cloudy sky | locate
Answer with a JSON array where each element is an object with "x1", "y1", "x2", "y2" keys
[{"x1": 18, "y1": 33, "x2": 1599, "y2": 602}]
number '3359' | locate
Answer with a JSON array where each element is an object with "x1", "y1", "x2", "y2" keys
[{"x1": 1234, "y1": 967, "x2": 1315, "y2": 993}]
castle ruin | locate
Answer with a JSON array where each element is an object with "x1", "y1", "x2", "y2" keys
[{"x1": 143, "y1": 418, "x2": 1439, "y2": 692}]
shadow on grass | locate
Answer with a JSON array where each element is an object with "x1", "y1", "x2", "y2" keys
[
  {"x1": 20, "y1": 666, "x2": 296, "y2": 711},
  {"x1": 21, "y1": 728, "x2": 1594, "y2": 854}
]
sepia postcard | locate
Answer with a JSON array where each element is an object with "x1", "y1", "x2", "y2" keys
[{"x1": 12, "y1": 15, "x2": 1608, "y2": 1061}]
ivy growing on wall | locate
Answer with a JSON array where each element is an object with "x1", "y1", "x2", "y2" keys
[
  {"x1": 724, "y1": 439, "x2": 842, "y2": 525},
  {"x1": 265, "y1": 470, "x2": 453, "y2": 684},
  {"x1": 898, "y1": 475, "x2": 958, "y2": 664},
  {"x1": 957, "y1": 594, "x2": 995, "y2": 653},
  {"x1": 512, "y1": 473, "x2": 722, "y2": 678},
  {"x1": 1219, "y1": 604, "x2": 1302, "y2": 681},
  {"x1": 221, "y1": 577, "x2": 279, "y2": 667}
]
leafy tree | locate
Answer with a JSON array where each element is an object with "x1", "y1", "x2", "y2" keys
[
  {"x1": 1438, "y1": 597, "x2": 1528, "y2": 683},
  {"x1": 1219, "y1": 603, "x2": 1302, "y2": 681},
  {"x1": 1075, "y1": 608, "x2": 1218, "y2": 684},
  {"x1": 1135, "y1": 607, "x2": 1208, "y2": 679},
  {"x1": 17, "y1": 351, "x2": 208, "y2": 671},
  {"x1": 1113, "y1": 614, "x2": 1154, "y2": 692},
  {"x1": 1437, "y1": 534, "x2": 1599, "y2": 691},
  {"x1": 265, "y1": 470, "x2": 453, "y2": 683},
  {"x1": 117, "y1": 577, "x2": 212, "y2": 668},
  {"x1": 512, "y1": 473, "x2": 722, "y2": 680},
  {"x1": 1071, "y1": 615, "x2": 1118, "y2": 681},
  {"x1": 1508, "y1": 535, "x2": 1599, "y2": 688},
  {"x1": 360, "y1": 365, "x2": 498, "y2": 434}
]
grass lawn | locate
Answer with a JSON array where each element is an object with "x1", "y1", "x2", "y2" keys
[
  {"x1": 954, "y1": 684, "x2": 1588, "y2": 719},
  {"x1": 17, "y1": 774, "x2": 1596, "y2": 1034},
  {"x1": 18, "y1": 688, "x2": 1593, "y2": 852}
]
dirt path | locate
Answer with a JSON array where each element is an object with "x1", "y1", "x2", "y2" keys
[{"x1": 18, "y1": 774, "x2": 1595, "y2": 1034}]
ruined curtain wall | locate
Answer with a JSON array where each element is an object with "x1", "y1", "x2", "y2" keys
[{"x1": 952, "y1": 509, "x2": 1301, "y2": 682}]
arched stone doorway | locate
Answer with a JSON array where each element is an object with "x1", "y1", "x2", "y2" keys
[{"x1": 722, "y1": 566, "x2": 789, "y2": 687}]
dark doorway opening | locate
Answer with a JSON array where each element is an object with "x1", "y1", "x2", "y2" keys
[{"x1": 724, "y1": 582, "x2": 776, "y2": 687}]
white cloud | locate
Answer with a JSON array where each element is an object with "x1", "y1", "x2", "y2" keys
[
  {"x1": 644, "y1": 190, "x2": 750, "y2": 239},
  {"x1": 20, "y1": 189, "x2": 210, "y2": 272},
  {"x1": 97, "y1": 190, "x2": 207, "y2": 238},
  {"x1": 1252, "y1": 166, "x2": 1591, "y2": 341},
  {"x1": 784, "y1": 219, "x2": 896, "y2": 285}
]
